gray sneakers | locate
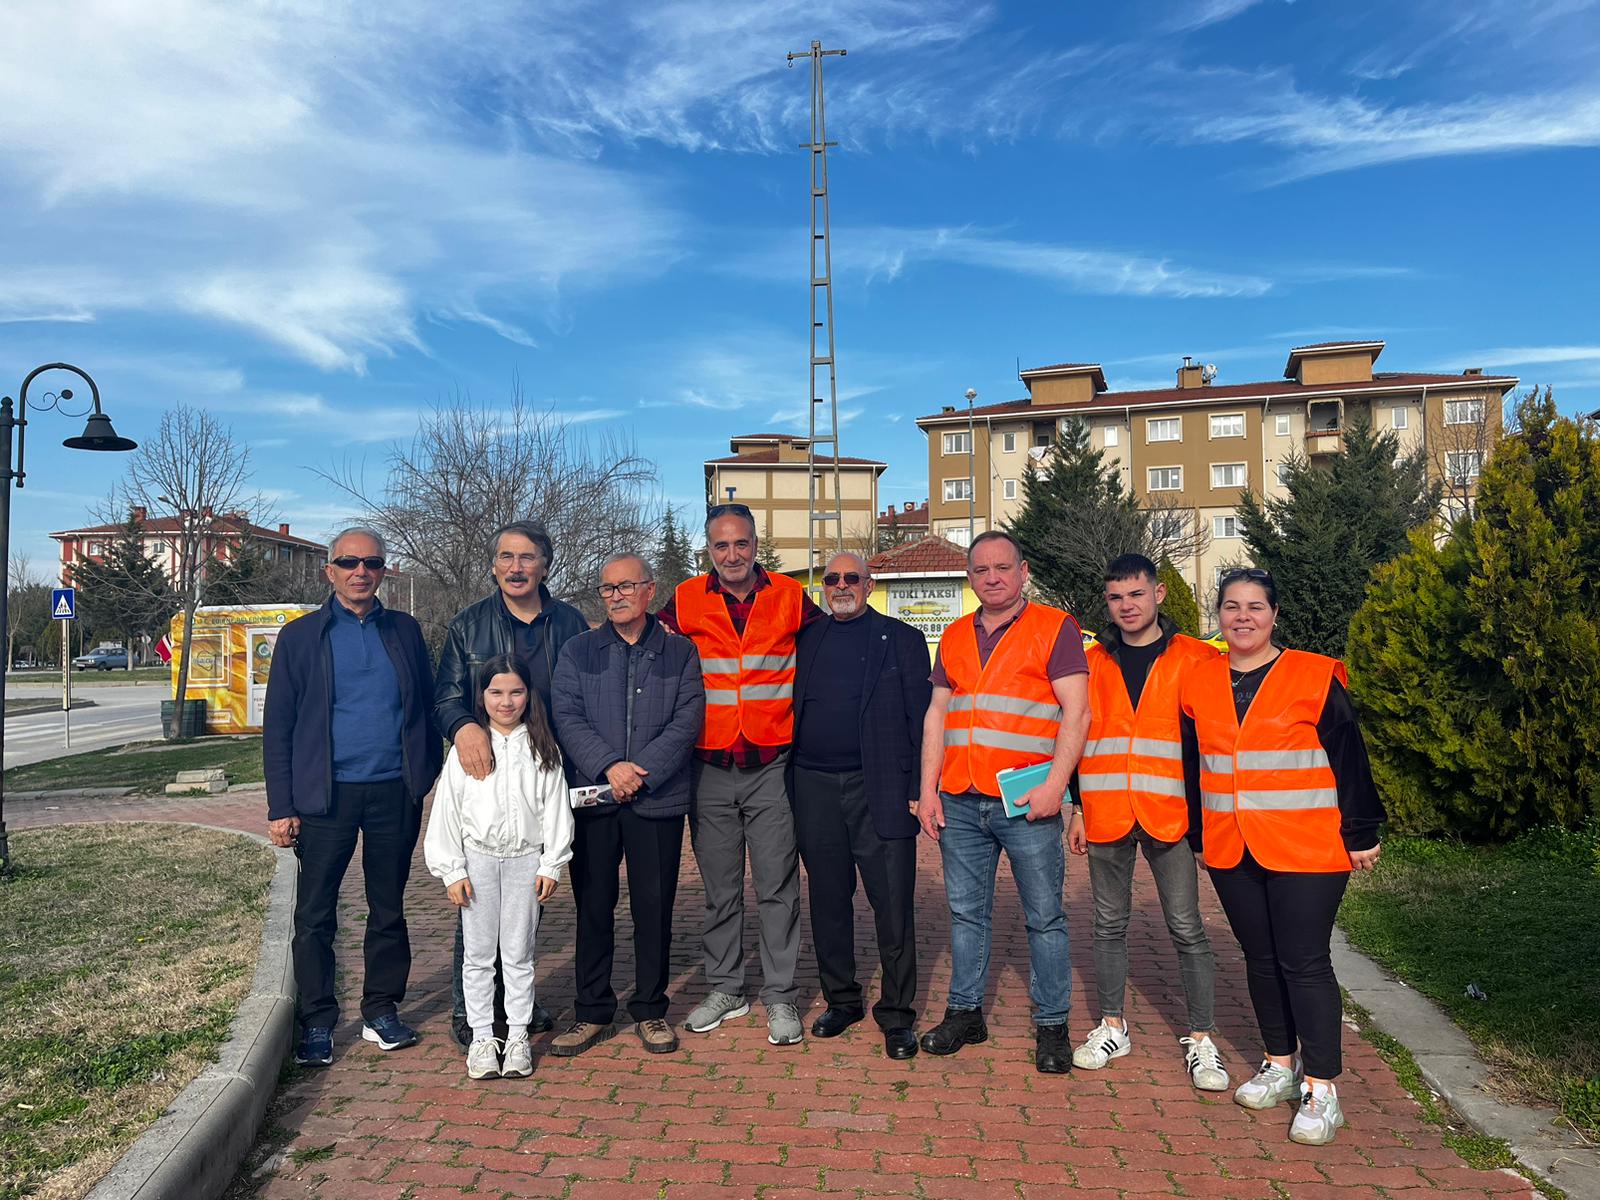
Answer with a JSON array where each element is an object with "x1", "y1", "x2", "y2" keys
[
  {"x1": 765, "y1": 1003, "x2": 803, "y2": 1046},
  {"x1": 1290, "y1": 1083, "x2": 1346, "y2": 1145},
  {"x1": 1234, "y1": 1056, "x2": 1303, "y2": 1109},
  {"x1": 1181, "y1": 1035, "x2": 1230, "y2": 1091},
  {"x1": 684, "y1": 991, "x2": 751, "y2": 1033}
]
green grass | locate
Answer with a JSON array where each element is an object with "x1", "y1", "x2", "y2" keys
[
  {"x1": 8, "y1": 667, "x2": 170, "y2": 686},
  {"x1": 3, "y1": 737, "x2": 264, "y2": 794},
  {"x1": 0, "y1": 823, "x2": 275, "y2": 1200},
  {"x1": 1339, "y1": 827, "x2": 1600, "y2": 1141}
]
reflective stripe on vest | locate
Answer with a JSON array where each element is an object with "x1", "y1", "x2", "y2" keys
[
  {"x1": 938, "y1": 603, "x2": 1071, "y2": 797},
  {"x1": 1180, "y1": 649, "x2": 1350, "y2": 873},
  {"x1": 674, "y1": 574, "x2": 804, "y2": 750},
  {"x1": 1078, "y1": 635, "x2": 1217, "y2": 844}
]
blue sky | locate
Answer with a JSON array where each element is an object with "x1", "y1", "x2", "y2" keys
[{"x1": 3, "y1": 0, "x2": 1597, "y2": 570}]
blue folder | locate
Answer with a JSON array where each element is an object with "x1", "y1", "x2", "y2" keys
[{"x1": 996, "y1": 760, "x2": 1053, "y2": 819}]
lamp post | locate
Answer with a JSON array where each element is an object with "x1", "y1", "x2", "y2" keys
[
  {"x1": 965, "y1": 387, "x2": 978, "y2": 546},
  {"x1": 0, "y1": 363, "x2": 137, "y2": 875}
]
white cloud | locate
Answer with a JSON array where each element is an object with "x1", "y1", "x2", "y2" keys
[{"x1": 1453, "y1": 345, "x2": 1600, "y2": 366}]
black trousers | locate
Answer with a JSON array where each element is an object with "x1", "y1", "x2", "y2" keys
[
  {"x1": 571, "y1": 806, "x2": 685, "y2": 1024},
  {"x1": 791, "y1": 765, "x2": 917, "y2": 1029},
  {"x1": 1208, "y1": 848, "x2": 1349, "y2": 1079},
  {"x1": 292, "y1": 779, "x2": 420, "y2": 1030}
]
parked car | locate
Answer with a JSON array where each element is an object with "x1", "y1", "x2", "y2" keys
[{"x1": 72, "y1": 648, "x2": 130, "y2": 671}]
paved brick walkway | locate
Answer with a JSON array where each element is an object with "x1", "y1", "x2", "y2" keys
[{"x1": 14, "y1": 791, "x2": 1536, "y2": 1199}]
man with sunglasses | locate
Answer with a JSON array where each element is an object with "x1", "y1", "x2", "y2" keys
[
  {"x1": 550, "y1": 553, "x2": 705, "y2": 1055},
  {"x1": 789, "y1": 553, "x2": 931, "y2": 1058},
  {"x1": 265, "y1": 528, "x2": 443, "y2": 1068},
  {"x1": 656, "y1": 502, "x2": 824, "y2": 1046},
  {"x1": 434, "y1": 520, "x2": 590, "y2": 1046}
]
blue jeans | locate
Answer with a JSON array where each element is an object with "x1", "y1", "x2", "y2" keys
[{"x1": 938, "y1": 792, "x2": 1071, "y2": 1025}]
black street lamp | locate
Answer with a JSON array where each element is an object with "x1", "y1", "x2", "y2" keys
[{"x1": 0, "y1": 363, "x2": 137, "y2": 876}]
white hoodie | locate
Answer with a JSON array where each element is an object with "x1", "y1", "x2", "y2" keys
[{"x1": 423, "y1": 724, "x2": 575, "y2": 887}]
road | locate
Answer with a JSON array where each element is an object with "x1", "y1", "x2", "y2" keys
[{"x1": 3, "y1": 683, "x2": 167, "y2": 768}]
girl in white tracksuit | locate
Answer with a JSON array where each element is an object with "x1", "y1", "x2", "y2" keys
[{"x1": 424, "y1": 653, "x2": 574, "y2": 1079}]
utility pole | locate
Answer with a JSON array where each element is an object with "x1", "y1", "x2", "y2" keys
[{"x1": 788, "y1": 40, "x2": 847, "y2": 593}]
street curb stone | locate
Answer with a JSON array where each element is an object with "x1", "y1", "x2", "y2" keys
[
  {"x1": 1334, "y1": 927, "x2": 1600, "y2": 1199},
  {"x1": 86, "y1": 826, "x2": 296, "y2": 1200}
]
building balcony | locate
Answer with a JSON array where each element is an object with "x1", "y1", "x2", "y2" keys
[{"x1": 1305, "y1": 428, "x2": 1343, "y2": 455}]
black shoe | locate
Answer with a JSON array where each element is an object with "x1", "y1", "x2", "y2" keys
[
  {"x1": 884, "y1": 1027, "x2": 918, "y2": 1060},
  {"x1": 919, "y1": 1007, "x2": 988, "y2": 1056},
  {"x1": 1035, "y1": 1024, "x2": 1072, "y2": 1074},
  {"x1": 451, "y1": 1011, "x2": 472, "y2": 1049},
  {"x1": 530, "y1": 1002, "x2": 554, "y2": 1035},
  {"x1": 811, "y1": 1006, "x2": 865, "y2": 1038}
]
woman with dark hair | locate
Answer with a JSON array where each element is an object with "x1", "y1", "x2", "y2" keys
[{"x1": 1179, "y1": 568, "x2": 1383, "y2": 1145}]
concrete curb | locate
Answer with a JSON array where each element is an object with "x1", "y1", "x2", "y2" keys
[
  {"x1": 1334, "y1": 927, "x2": 1600, "y2": 1199},
  {"x1": 87, "y1": 826, "x2": 297, "y2": 1200},
  {"x1": 8, "y1": 787, "x2": 136, "y2": 801}
]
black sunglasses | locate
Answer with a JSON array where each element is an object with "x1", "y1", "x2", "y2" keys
[
  {"x1": 706, "y1": 502, "x2": 754, "y2": 520},
  {"x1": 822, "y1": 572, "x2": 862, "y2": 587},
  {"x1": 1219, "y1": 567, "x2": 1271, "y2": 584},
  {"x1": 330, "y1": 555, "x2": 386, "y2": 571}
]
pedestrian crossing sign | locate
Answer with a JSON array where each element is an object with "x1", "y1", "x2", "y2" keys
[{"x1": 51, "y1": 587, "x2": 76, "y2": 620}]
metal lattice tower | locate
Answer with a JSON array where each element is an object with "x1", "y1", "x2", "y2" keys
[{"x1": 787, "y1": 40, "x2": 846, "y2": 593}]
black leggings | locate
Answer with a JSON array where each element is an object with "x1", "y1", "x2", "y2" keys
[{"x1": 1208, "y1": 848, "x2": 1349, "y2": 1079}]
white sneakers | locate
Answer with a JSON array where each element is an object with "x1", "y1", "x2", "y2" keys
[
  {"x1": 1234, "y1": 1056, "x2": 1304, "y2": 1109},
  {"x1": 1181, "y1": 1036, "x2": 1230, "y2": 1091},
  {"x1": 466, "y1": 1037, "x2": 502, "y2": 1080},
  {"x1": 1072, "y1": 1020, "x2": 1132, "y2": 1069},
  {"x1": 1290, "y1": 1082, "x2": 1346, "y2": 1145},
  {"x1": 500, "y1": 1034, "x2": 533, "y2": 1078}
]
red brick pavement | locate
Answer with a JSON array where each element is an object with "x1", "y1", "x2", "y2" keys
[{"x1": 14, "y1": 791, "x2": 1536, "y2": 1199}]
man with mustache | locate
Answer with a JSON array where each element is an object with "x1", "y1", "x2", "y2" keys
[
  {"x1": 549, "y1": 553, "x2": 705, "y2": 1055},
  {"x1": 789, "y1": 552, "x2": 931, "y2": 1059},
  {"x1": 435, "y1": 520, "x2": 590, "y2": 1047}
]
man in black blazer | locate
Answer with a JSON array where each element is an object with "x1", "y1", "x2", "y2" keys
[{"x1": 790, "y1": 552, "x2": 933, "y2": 1059}]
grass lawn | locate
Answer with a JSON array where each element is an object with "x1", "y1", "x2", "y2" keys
[
  {"x1": 1339, "y1": 828, "x2": 1600, "y2": 1140},
  {"x1": 0, "y1": 823, "x2": 275, "y2": 1200},
  {"x1": 7, "y1": 668, "x2": 170, "y2": 686},
  {"x1": 3, "y1": 737, "x2": 264, "y2": 794}
]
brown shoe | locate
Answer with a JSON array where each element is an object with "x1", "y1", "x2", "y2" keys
[
  {"x1": 635, "y1": 1018, "x2": 679, "y2": 1054},
  {"x1": 550, "y1": 1021, "x2": 614, "y2": 1057}
]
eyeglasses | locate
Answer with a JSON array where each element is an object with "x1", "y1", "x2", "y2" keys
[
  {"x1": 330, "y1": 555, "x2": 386, "y2": 571},
  {"x1": 706, "y1": 502, "x2": 753, "y2": 520},
  {"x1": 596, "y1": 579, "x2": 652, "y2": 598},
  {"x1": 1219, "y1": 567, "x2": 1272, "y2": 585},
  {"x1": 495, "y1": 551, "x2": 544, "y2": 567},
  {"x1": 822, "y1": 572, "x2": 863, "y2": 587}
]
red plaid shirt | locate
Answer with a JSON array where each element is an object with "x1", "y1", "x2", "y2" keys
[{"x1": 657, "y1": 566, "x2": 824, "y2": 767}]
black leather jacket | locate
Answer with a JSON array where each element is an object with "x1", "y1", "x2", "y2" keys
[{"x1": 432, "y1": 585, "x2": 589, "y2": 740}]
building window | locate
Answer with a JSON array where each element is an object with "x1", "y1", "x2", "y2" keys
[
  {"x1": 1445, "y1": 398, "x2": 1484, "y2": 426},
  {"x1": 1151, "y1": 511, "x2": 1189, "y2": 545},
  {"x1": 943, "y1": 430, "x2": 972, "y2": 455},
  {"x1": 1308, "y1": 400, "x2": 1342, "y2": 433},
  {"x1": 1276, "y1": 462, "x2": 1293, "y2": 487},
  {"x1": 1148, "y1": 466, "x2": 1182, "y2": 491},
  {"x1": 1147, "y1": 417, "x2": 1181, "y2": 443},
  {"x1": 1211, "y1": 463, "x2": 1247, "y2": 489},
  {"x1": 1210, "y1": 413, "x2": 1245, "y2": 439},
  {"x1": 1034, "y1": 428, "x2": 1052, "y2": 448},
  {"x1": 88, "y1": 541, "x2": 105, "y2": 557},
  {"x1": 1104, "y1": 425, "x2": 1119, "y2": 447},
  {"x1": 1002, "y1": 431, "x2": 1017, "y2": 453},
  {"x1": 149, "y1": 540, "x2": 166, "y2": 554},
  {"x1": 1446, "y1": 451, "x2": 1483, "y2": 484},
  {"x1": 943, "y1": 477, "x2": 973, "y2": 502},
  {"x1": 1392, "y1": 407, "x2": 1409, "y2": 430},
  {"x1": 1003, "y1": 479, "x2": 1018, "y2": 501},
  {"x1": 1275, "y1": 414, "x2": 1291, "y2": 437},
  {"x1": 1213, "y1": 514, "x2": 1240, "y2": 539}
]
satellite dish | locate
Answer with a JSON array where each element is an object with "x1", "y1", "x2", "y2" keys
[{"x1": 1201, "y1": 363, "x2": 1218, "y2": 382}]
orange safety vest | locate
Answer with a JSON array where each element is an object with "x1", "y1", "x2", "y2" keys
[
  {"x1": 674, "y1": 573, "x2": 804, "y2": 750},
  {"x1": 1079, "y1": 633, "x2": 1219, "y2": 844},
  {"x1": 938, "y1": 602, "x2": 1069, "y2": 797},
  {"x1": 1181, "y1": 649, "x2": 1350, "y2": 873}
]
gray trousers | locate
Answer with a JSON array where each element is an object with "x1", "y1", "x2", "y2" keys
[
  {"x1": 461, "y1": 848, "x2": 542, "y2": 1042},
  {"x1": 688, "y1": 757, "x2": 801, "y2": 1005},
  {"x1": 1085, "y1": 825, "x2": 1216, "y2": 1033}
]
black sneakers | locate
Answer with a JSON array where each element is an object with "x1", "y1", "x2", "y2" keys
[{"x1": 919, "y1": 1007, "x2": 989, "y2": 1056}]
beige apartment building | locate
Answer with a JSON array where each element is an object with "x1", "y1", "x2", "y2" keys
[
  {"x1": 704, "y1": 433, "x2": 887, "y2": 573},
  {"x1": 916, "y1": 340, "x2": 1517, "y2": 615}
]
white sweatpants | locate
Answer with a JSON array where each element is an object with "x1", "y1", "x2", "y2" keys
[{"x1": 461, "y1": 847, "x2": 542, "y2": 1042}]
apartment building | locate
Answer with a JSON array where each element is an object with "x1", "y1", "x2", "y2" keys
[
  {"x1": 53, "y1": 506, "x2": 326, "y2": 585},
  {"x1": 704, "y1": 433, "x2": 887, "y2": 573},
  {"x1": 916, "y1": 340, "x2": 1517, "y2": 611}
]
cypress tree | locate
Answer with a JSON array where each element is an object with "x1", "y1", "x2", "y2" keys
[{"x1": 1158, "y1": 558, "x2": 1202, "y2": 637}]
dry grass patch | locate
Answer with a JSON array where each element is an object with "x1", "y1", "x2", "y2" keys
[{"x1": 0, "y1": 823, "x2": 275, "y2": 1200}]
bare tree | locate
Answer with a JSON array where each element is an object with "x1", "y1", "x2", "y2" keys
[
  {"x1": 7, "y1": 553, "x2": 40, "y2": 668},
  {"x1": 320, "y1": 389, "x2": 658, "y2": 637},
  {"x1": 118, "y1": 406, "x2": 254, "y2": 736}
]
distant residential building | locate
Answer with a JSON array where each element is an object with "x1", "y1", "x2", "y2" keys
[
  {"x1": 704, "y1": 433, "x2": 887, "y2": 573},
  {"x1": 915, "y1": 339, "x2": 1517, "y2": 615},
  {"x1": 52, "y1": 506, "x2": 325, "y2": 586},
  {"x1": 876, "y1": 499, "x2": 929, "y2": 547}
]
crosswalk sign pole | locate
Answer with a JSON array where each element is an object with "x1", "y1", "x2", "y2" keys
[{"x1": 62, "y1": 617, "x2": 71, "y2": 749}]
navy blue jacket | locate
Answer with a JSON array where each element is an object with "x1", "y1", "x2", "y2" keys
[
  {"x1": 550, "y1": 616, "x2": 704, "y2": 819},
  {"x1": 264, "y1": 597, "x2": 443, "y2": 820},
  {"x1": 791, "y1": 606, "x2": 933, "y2": 839}
]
